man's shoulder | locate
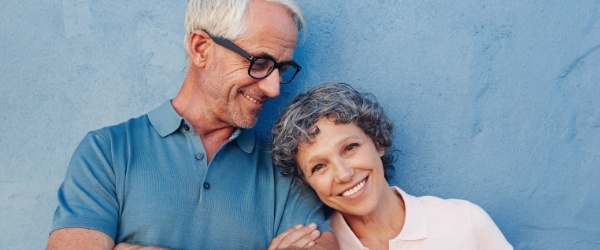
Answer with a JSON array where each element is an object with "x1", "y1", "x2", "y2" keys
[
  {"x1": 90, "y1": 101, "x2": 173, "y2": 137},
  {"x1": 90, "y1": 113, "x2": 151, "y2": 138},
  {"x1": 76, "y1": 114, "x2": 153, "y2": 153}
]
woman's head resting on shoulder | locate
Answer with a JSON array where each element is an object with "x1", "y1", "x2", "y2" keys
[{"x1": 271, "y1": 82, "x2": 397, "y2": 215}]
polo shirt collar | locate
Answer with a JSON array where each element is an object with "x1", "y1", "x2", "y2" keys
[
  {"x1": 331, "y1": 186, "x2": 429, "y2": 249},
  {"x1": 148, "y1": 100, "x2": 183, "y2": 137},
  {"x1": 394, "y1": 186, "x2": 428, "y2": 240},
  {"x1": 230, "y1": 128, "x2": 255, "y2": 154},
  {"x1": 148, "y1": 100, "x2": 255, "y2": 153}
]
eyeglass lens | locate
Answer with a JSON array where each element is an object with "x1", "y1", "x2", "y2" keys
[{"x1": 250, "y1": 59, "x2": 297, "y2": 84}]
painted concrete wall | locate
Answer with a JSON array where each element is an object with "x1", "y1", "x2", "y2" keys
[{"x1": 1, "y1": 1, "x2": 599, "y2": 249}]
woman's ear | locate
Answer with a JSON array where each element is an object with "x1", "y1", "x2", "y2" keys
[
  {"x1": 378, "y1": 147, "x2": 385, "y2": 157},
  {"x1": 188, "y1": 30, "x2": 212, "y2": 68}
]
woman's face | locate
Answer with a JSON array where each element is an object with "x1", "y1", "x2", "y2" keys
[{"x1": 296, "y1": 117, "x2": 388, "y2": 217}]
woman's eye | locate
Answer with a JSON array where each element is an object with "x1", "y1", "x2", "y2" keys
[
  {"x1": 311, "y1": 164, "x2": 324, "y2": 173},
  {"x1": 345, "y1": 143, "x2": 359, "y2": 152}
]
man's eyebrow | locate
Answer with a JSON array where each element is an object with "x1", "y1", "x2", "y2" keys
[
  {"x1": 252, "y1": 52, "x2": 294, "y2": 64},
  {"x1": 253, "y1": 52, "x2": 275, "y2": 60}
]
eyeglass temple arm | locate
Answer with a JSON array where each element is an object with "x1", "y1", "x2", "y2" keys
[{"x1": 209, "y1": 35, "x2": 254, "y2": 61}]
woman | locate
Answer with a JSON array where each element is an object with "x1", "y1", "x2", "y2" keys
[{"x1": 271, "y1": 82, "x2": 512, "y2": 249}]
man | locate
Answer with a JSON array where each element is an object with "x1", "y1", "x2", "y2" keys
[{"x1": 47, "y1": 0, "x2": 338, "y2": 249}]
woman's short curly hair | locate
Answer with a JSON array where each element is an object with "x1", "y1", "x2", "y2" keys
[{"x1": 271, "y1": 82, "x2": 395, "y2": 184}]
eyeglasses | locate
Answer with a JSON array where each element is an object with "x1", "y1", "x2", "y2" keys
[{"x1": 205, "y1": 32, "x2": 301, "y2": 84}]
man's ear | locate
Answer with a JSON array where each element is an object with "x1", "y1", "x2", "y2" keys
[{"x1": 188, "y1": 30, "x2": 212, "y2": 67}]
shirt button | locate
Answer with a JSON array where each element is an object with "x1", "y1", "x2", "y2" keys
[
  {"x1": 195, "y1": 153, "x2": 204, "y2": 160},
  {"x1": 203, "y1": 182, "x2": 210, "y2": 190},
  {"x1": 183, "y1": 124, "x2": 190, "y2": 131}
]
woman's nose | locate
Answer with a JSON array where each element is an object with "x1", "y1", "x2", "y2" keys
[{"x1": 333, "y1": 162, "x2": 354, "y2": 184}]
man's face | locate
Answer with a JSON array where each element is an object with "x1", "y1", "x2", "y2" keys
[{"x1": 205, "y1": 0, "x2": 299, "y2": 128}]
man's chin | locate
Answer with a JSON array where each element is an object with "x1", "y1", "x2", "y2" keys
[
  {"x1": 233, "y1": 117, "x2": 259, "y2": 128},
  {"x1": 228, "y1": 109, "x2": 260, "y2": 128}
]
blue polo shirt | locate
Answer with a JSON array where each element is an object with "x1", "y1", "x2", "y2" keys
[{"x1": 51, "y1": 101, "x2": 330, "y2": 249}]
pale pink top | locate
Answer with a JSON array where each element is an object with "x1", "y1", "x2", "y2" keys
[{"x1": 331, "y1": 186, "x2": 513, "y2": 250}]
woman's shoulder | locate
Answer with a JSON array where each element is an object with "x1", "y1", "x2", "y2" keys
[
  {"x1": 395, "y1": 186, "x2": 487, "y2": 227},
  {"x1": 420, "y1": 195, "x2": 479, "y2": 212},
  {"x1": 396, "y1": 187, "x2": 479, "y2": 215}
]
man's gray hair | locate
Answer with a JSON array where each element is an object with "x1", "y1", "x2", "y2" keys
[{"x1": 183, "y1": 0, "x2": 306, "y2": 57}]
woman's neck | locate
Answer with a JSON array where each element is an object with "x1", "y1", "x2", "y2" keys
[{"x1": 343, "y1": 187, "x2": 406, "y2": 249}]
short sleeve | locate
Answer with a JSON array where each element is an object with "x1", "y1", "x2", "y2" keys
[
  {"x1": 468, "y1": 202, "x2": 513, "y2": 249},
  {"x1": 50, "y1": 131, "x2": 119, "y2": 241},
  {"x1": 276, "y1": 179, "x2": 332, "y2": 235}
]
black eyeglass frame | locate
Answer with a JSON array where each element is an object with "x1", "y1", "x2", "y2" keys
[{"x1": 204, "y1": 31, "x2": 301, "y2": 84}]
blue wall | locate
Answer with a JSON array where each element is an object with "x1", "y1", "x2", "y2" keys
[{"x1": 1, "y1": 1, "x2": 599, "y2": 249}]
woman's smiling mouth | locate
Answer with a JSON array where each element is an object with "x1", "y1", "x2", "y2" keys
[{"x1": 341, "y1": 178, "x2": 367, "y2": 197}]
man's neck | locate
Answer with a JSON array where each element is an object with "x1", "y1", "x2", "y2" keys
[
  {"x1": 197, "y1": 127, "x2": 236, "y2": 163},
  {"x1": 172, "y1": 95, "x2": 237, "y2": 164}
]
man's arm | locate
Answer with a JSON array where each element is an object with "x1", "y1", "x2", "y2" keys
[
  {"x1": 48, "y1": 131, "x2": 171, "y2": 250},
  {"x1": 271, "y1": 174, "x2": 339, "y2": 249},
  {"x1": 47, "y1": 228, "x2": 170, "y2": 250},
  {"x1": 47, "y1": 228, "x2": 114, "y2": 250},
  {"x1": 49, "y1": 132, "x2": 120, "y2": 249}
]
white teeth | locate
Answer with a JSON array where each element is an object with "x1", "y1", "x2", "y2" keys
[
  {"x1": 342, "y1": 179, "x2": 366, "y2": 197},
  {"x1": 242, "y1": 93, "x2": 262, "y2": 104}
]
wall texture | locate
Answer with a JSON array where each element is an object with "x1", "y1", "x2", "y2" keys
[{"x1": 1, "y1": 1, "x2": 599, "y2": 249}]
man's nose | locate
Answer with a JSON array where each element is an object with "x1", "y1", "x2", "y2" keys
[{"x1": 257, "y1": 69, "x2": 281, "y2": 98}]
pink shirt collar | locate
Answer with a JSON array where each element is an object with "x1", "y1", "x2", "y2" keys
[{"x1": 330, "y1": 186, "x2": 428, "y2": 249}]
